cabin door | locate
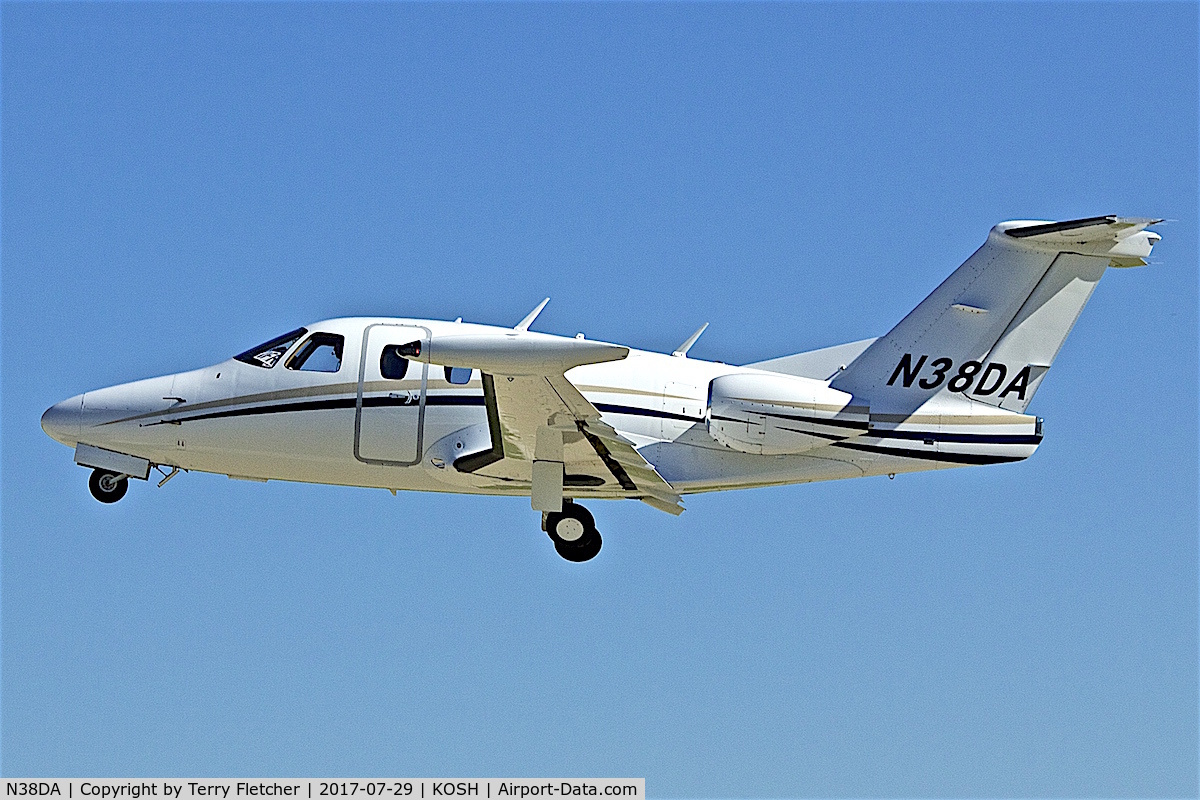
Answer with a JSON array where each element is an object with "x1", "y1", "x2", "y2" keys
[{"x1": 355, "y1": 323, "x2": 430, "y2": 466}]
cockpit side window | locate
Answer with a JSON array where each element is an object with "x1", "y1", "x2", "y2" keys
[
  {"x1": 380, "y1": 345, "x2": 410, "y2": 380},
  {"x1": 286, "y1": 333, "x2": 345, "y2": 373},
  {"x1": 234, "y1": 328, "x2": 307, "y2": 368}
]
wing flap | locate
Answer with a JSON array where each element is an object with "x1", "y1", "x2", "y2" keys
[{"x1": 641, "y1": 494, "x2": 686, "y2": 516}]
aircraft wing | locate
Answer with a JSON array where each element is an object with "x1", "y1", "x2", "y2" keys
[{"x1": 426, "y1": 332, "x2": 685, "y2": 515}]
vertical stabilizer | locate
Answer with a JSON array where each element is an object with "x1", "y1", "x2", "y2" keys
[{"x1": 830, "y1": 217, "x2": 1161, "y2": 413}]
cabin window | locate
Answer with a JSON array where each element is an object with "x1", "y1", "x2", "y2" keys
[
  {"x1": 234, "y1": 328, "x2": 307, "y2": 369},
  {"x1": 286, "y1": 333, "x2": 344, "y2": 373},
  {"x1": 380, "y1": 346, "x2": 410, "y2": 380},
  {"x1": 444, "y1": 366, "x2": 472, "y2": 385}
]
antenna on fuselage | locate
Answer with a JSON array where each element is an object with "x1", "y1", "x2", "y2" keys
[
  {"x1": 672, "y1": 323, "x2": 709, "y2": 357},
  {"x1": 515, "y1": 298, "x2": 550, "y2": 331}
]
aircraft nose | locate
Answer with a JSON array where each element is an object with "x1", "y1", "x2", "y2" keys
[{"x1": 41, "y1": 395, "x2": 83, "y2": 446}]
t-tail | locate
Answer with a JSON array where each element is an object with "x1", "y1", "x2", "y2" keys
[{"x1": 830, "y1": 216, "x2": 1161, "y2": 415}]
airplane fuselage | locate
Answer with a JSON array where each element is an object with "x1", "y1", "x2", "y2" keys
[{"x1": 42, "y1": 315, "x2": 1040, "y2": 500}]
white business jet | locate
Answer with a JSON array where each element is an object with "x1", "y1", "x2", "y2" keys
[{"x1": 42, "y1": 216, "x2": 1160, "y2": 561}]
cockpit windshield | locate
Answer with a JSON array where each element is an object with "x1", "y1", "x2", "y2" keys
[{"x1": 234, "y1": 328, "x2": 307, "y2": 368}]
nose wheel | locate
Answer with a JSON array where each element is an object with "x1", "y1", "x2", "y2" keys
[
  {"x1": 545, "y1": 502, "x2": 602, "y2": 562},
  {"x1": 88, "y1": 468, "x2": 128, "y2": 503}
]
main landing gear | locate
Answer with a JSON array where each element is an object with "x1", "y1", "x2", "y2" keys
[
  {"x1": 544, "y1": 501, "x2": 602, "y2": 562},
  {"x1": 88, "y1": 468, "x2": 128, "y2": 503}
]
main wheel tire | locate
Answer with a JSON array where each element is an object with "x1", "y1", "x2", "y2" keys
[
  {"x1": 545, "y1": 503, "x2": 595, "y2": 545},
  {"x1": 550, "y1": 513, "x2": 587, "y2": 542},
  {"x1": 88, "y1": 469, "x2": 128, "y2": 503},
  {"x1": 546, "y1": 503, "x2": 601, "y2": 562},
  {"x1": 554, "y1": 530, "x2": 602, "y2": 562}
]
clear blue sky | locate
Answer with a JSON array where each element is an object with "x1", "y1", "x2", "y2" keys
[{"x1": 3, "y1": 2, "x2": 1196, "y2": 795}]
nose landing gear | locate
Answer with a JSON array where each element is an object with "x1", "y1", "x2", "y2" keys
[
  {"x1": 544, "y1": 501, "x2": 602, "y2": 562},
  {"x1": 88, "y1": 468, "x2": 129, "y2": 503}
]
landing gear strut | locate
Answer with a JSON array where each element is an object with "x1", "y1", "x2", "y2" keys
[
  {"x1": 88, "y1": 468, "x2": 128, "y2": 503},
  {"x1": 545, "y1": 501, "x2": 602, "y2": 562}
]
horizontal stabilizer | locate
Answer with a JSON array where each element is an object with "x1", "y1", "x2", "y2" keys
[{"x1": 1002, "y1": 216, "x2": 1162, "y2": 267}]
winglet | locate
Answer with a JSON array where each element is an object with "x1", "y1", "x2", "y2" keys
[
  {"x1": 672, "y1": 323, "x2": 709, "y2": 357},
  {"x1": 515, "y1": 298, "x2": 550, "y2": 331}
]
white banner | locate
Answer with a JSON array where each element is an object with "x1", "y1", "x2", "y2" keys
[{"x1": 2, "y1": 781, "x2": 644, "y2": 800}]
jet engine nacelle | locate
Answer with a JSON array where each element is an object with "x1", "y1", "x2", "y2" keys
[{"x1": 706, "y1": 372, "x2": 869, "y2": 455}]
